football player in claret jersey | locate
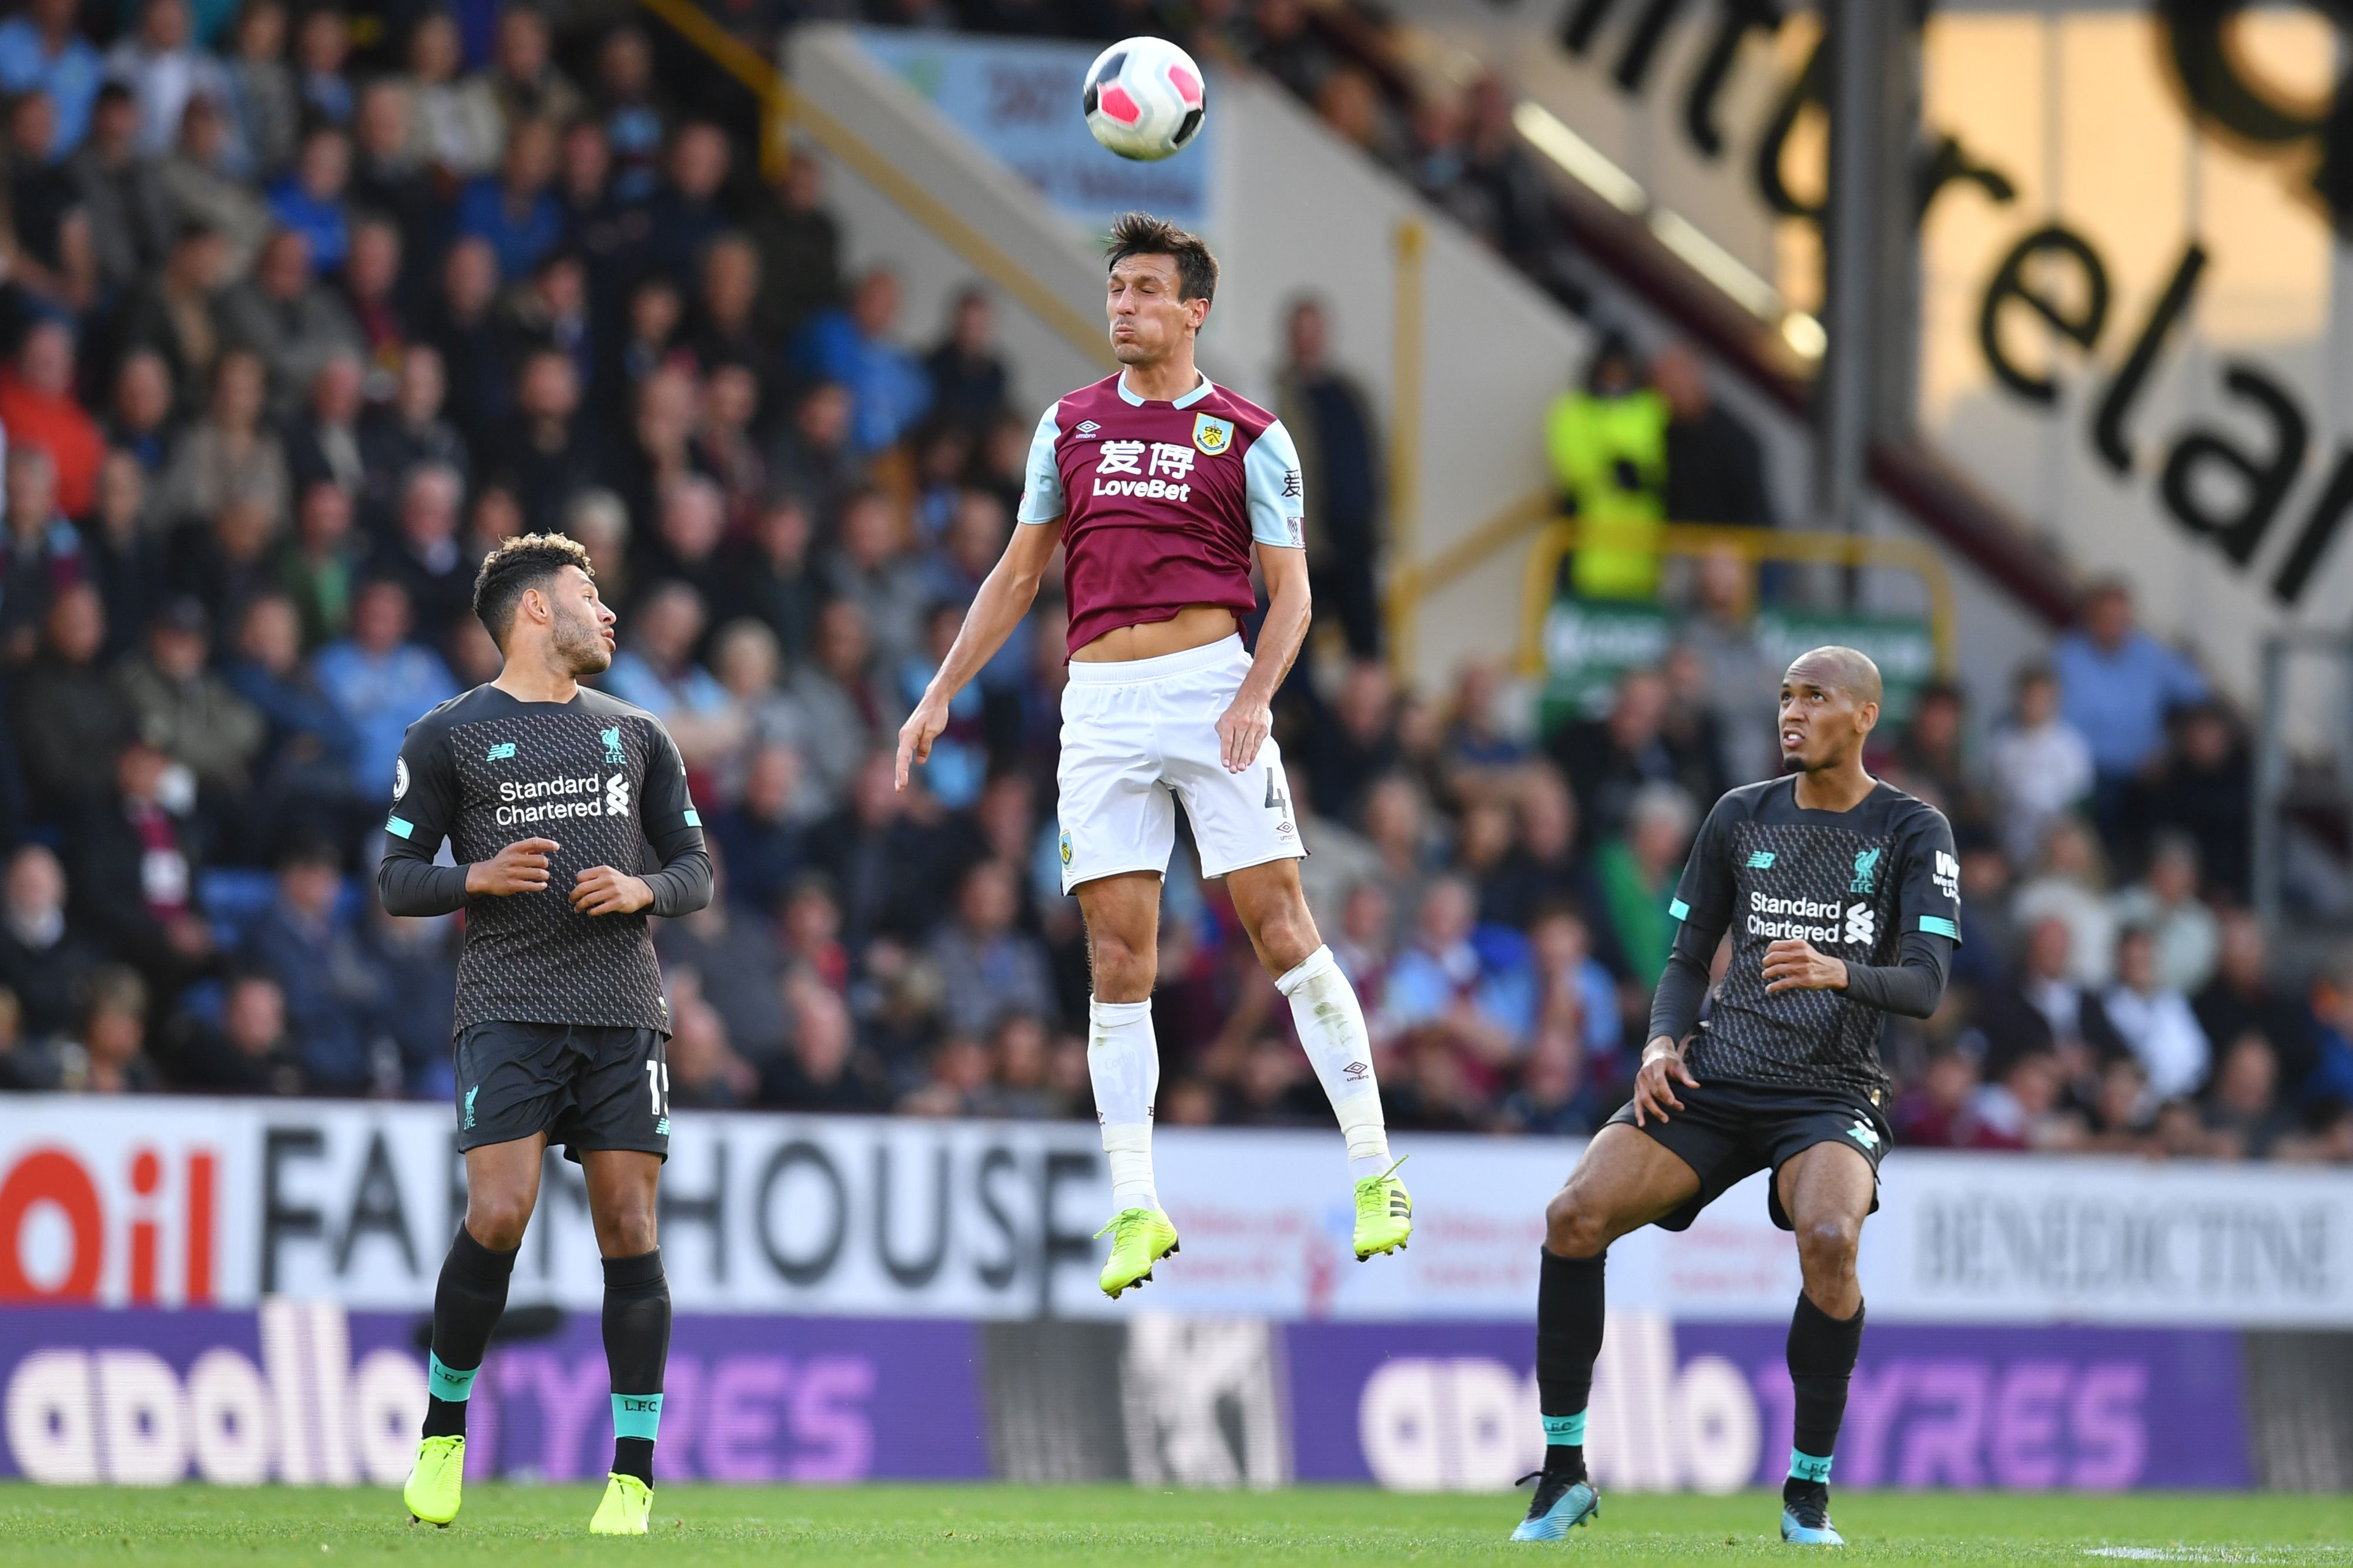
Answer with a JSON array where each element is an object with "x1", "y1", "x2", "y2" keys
[
  {"x1": 896, "y1": 212, "x2": 1410, "y2": 1298},
  {"x1": 1511, "y1": 648, "x2": 1960, "y2": 1546},
  {"x1": 380, "y1": 534, "x2": 712, "y2": 1536}
]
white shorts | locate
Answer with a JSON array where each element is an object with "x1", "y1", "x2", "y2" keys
[{"x1": 1056, "y1": 634, "x2": 1306, "y2": 892}]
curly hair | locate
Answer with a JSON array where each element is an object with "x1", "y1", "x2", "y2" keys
[{"x1": 472, "y1": 530, "x2": 595, "y2": 647}]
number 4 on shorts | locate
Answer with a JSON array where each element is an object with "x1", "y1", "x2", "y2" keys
[{"x1": 1263, "y1": 769, "x2": 1287, "y2": 813}]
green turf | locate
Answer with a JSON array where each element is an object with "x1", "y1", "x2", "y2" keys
[{"x1": 4, "y1": 1484, "x2": 2351, "y2": 1565}]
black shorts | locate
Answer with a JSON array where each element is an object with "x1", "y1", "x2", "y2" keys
[
  {"x1": 453, "y1": 1020, "x2": 671, "y2": 1164},
  {"x1": 1605, "y1": 1076, "x2": 1891, "y2": 1233}
]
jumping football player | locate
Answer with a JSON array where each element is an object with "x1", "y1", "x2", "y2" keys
[
  {"x1": 896, "y1": 211, "x2": 1410, "y2": 1299},
  {"x1": 1511, "y1": 647, "x2": 1959, "y2": 1546},
  {"x1": 381, "y1": 534, "x2": 711, "y2": 1535}
]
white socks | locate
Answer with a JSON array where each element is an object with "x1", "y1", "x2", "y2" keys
[
  {"x1": 1088, "y1": 998, "x2": 1160, "y2": 1211},
  {"x1": 1275, "y1": 945, "x2": 1393, "y2": 1182}
]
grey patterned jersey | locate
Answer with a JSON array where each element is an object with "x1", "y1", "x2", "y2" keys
[
  {"x1": 1667, "y1": 777, "x2": 1961, "y2": 1100},
  {"x1": 378, "y1": 685, "x2": 708, "y2": 1036}
]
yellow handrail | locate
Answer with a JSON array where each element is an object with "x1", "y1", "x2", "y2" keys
[{"x1": 1516, "y1": 520, "x2": 1959, "y2": 677}]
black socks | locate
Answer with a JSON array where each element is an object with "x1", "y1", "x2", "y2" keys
[
  {"x1": 422, "y1": 1225, "x2": 518, "y2": 1440},
  {"x1": 603, "y1": 1248, "x2": 671, "y2": 1486},
  {"x1": 1535, "y1": 1248, "x2": 1606, "y2": 1482},
  {"x1": 1785, "y1": 1290, "x2": 1865, "y2": 1499}
]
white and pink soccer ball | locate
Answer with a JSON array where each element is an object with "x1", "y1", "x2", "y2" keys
[{"x1": 1082, "y1": 36, "x2": 1206, "y2": 163}]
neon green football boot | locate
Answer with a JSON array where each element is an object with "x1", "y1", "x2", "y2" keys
[
  {"x1": 1353, "y1": 1158, "x2": 1413, "y2": 1260},
  {"x1": 403, "y1": 1433, "x2": 464, "y2": 1526},
  {"x1": 1095, "y1": 1207, "x2": 1179, "y2": 1298},
  {"x1": 589, "y1": 1472, "x2": 653, "y2": 1535}
]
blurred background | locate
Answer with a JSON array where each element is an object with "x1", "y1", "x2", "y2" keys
[{"x1": 0, "y1": 0, "x2": 2351, "y2": 1505}]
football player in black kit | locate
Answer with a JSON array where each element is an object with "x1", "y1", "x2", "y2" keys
[
  {"x1": 1510, "y1": 647, "x2": 1959, "y2": 1547},
  {"x1": 380, "y1": 533, "x2": 711, "y2": 1535}
]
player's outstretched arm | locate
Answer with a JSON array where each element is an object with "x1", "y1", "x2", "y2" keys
[
  {"x1": 1215, "y1": 542, "x2": 1310, "y2": 774},
  {"x1": 897, "y1": 517, "x2": 1062, "y2": 789}
]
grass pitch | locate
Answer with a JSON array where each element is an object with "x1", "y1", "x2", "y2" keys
[{"x1": 4, "y1": 1484, "x2": 2349, "y2": 1565}]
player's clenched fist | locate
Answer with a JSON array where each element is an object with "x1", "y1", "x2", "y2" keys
[
  {"x1": 894, "y1": 696, "x2": 949, "y2": 791},
  {"x1": 571, "y1": 865, "x2": 654, "y2": 917},
  {"x1": 1631, "y1": 1035, "x2": 1699, "y2": 1126},
  {"x1": 465, "y1": 838, "x2": 559, "y2": 897},
  {"x1": 1762, "y1": 938, "x2": 1849, "y2": 995}
]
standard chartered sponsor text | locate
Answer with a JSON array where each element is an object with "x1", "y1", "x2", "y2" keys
[
  {"x1": 498, "y1": 773, "x2": 614, "y2": 825},
  {"x1": 1746, "y1": 889, "x2": 1845, "y2": 945}
]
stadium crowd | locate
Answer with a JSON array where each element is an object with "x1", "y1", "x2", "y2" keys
[{"x1": 0, "y1": 0, "x2": 2338, "y2": 1168}]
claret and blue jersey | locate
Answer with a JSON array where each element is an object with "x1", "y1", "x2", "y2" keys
[{"x1": 1018, "y1": 371, "x2": 1305, "y2": 653}]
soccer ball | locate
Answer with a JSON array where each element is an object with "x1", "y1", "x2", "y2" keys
[{"x1": 1082, "y1": 36, "x2": 1206, "y2": 163}]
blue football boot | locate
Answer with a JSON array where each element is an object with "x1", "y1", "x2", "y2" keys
[
  {"x1": 1510, "y1": 1469, "x2": 1600, "y2": 1542},
  {"x1": 1780, "y1": 1485, "x2": 1845, "y2": 1546}
]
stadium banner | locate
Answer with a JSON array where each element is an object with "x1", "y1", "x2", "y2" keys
[
  {"x1": 0, "y1": 1303, "x2": 2253, "y2": 1492},
  {"x1": 849, "y1": 30, "x2": 1211, "y2": 229},
  {"x1": 2, "y1": 1098, "x2": 2350, "y2": 1327}
]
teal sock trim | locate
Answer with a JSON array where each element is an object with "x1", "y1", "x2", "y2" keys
[
  {"x1": 1789, "y1": 1448, "x2": 1833, "y2": 1484},
  {"x1": 613, "y1": 1392, "x2": 663, "y2": 1442},
  {"x1": 428, "y1": 1354, "x2": 477, "y2": 1403},
  {"x1": 1543, "y1": 1411, "x2": 1587, "y2": 1446}
]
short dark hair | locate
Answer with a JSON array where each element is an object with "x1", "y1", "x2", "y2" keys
[
  {"x1": 473, "y1": 532, "x2": 592, "y2": 647},
  {"x1": 1106, "y1": 211, "x2": 1218, "y2": 304}
]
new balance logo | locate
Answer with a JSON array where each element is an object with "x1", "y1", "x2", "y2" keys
[
  {"x1": 485, "y1": 742, "x2": 515, "y2": 761},
  {"x1": 1843, "y1": 903, "x2": 1878, "y2": 947},
  {"x1": 1745, "y1": 851, "x2": 1777, "y2": 869},
  {"x1": 1846, "y1": 1118, "x2": 1881, "y2": 1152}
]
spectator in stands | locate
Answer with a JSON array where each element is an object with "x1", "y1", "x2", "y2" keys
[
  {"x1": 595, "y1": 25, "x2": 664, "y2": 204},
  {"x1": 155, "y1": 95, "x2": 269, "y2": 273},
  {"x1": 71, "y1": 83, "x2": 173, "y2": 300},
  {"x1": 750, "y1": 146, "x2": 843, "y2": 339},
  {"x1": 1653, "y1": 342, "x2": 1774, "y2": 529},
  {"x1": 1550, "y1": 667, "x2": 1706, "y2": 844},
  {"x1": 422, "y1": 236, "x2": 508, "y2": 456},
  {"x1": 488, "y1": 6, "x2": 581, "y2": 132},
  {"x1": 2194, "y1": 910, "x2": 2317, "y2": 1094},
  {"x1": 283, "y1": 351, "x2": 364, "y2": 497},
  {"x1": 1884, "y1": 681, "x2": 1984, "y2": 835},
  {"x1": 2204, "y1": 1032, "x2": 2292, "y2": 1160},
  {"x1": 217, "y1": 227, "x2": 362, "y2": 415},
  {"x1": 265, "y1": 122, "x2": 350, "y2": 274},
  {"x1": 2053, "y1": 579, "x2": 2207, "y2": 837},
  {"x1": 58, "y1": 963, "x2": 157, "y2": 1093},
  {"x1": 273, "y1": 478, "x2": 356, "y2": 647},
  {"x1": 763, "y1": 974, "x2": 890, "y2": 1111},
  {"x1": 792, "y1": 266, "x2": 932, "y2": 456},
  {"x1": 924, "y1": 286, "x2": 1010, "y2": 436},
  {"x1": 643, "y1": 472, "x2": 728, "y2": 607},
  {"x1": 401, "y1": 11, "x2": 501, "y2": 179},
  {"x1": 373, "y1": 463, "x2": 472, "y2": 640},
  {"x1": 106, "y1": 350, "x2": 177, "y2": 474},
  {"x1": 2142, "y1": 699, "x2": 2253, "y2": 901},
  {"x1": 0, "y1": 842, "x2": 101, "y2": 1041},
  {"x1": 686, "y1": 233, "x2": 765, "y2": 380},
  {"x1": 0, "y1": 320, "x2": 105, "y2": 518},
  {"x1": 83, "y1": 453, "x2": 160, "y2": 660},
  {"x1": 365, "y1": 901, "x2": 455, "y2": 1094},
  {"x1": 1593, "y1": 780, "x2": 1694, "y2": 991},
  {"x1": 2100, "y1": 924, "x2": 2211, "y2": 1104},
  {"x1": 930, "y1": 858, "x2": 1056, "y2": 1038},
  {"x1": 1302, "y1": 659, "x2": 1399, "y2": 823},
  {"x1": 663, "y1": 986, "x2": 756, "y2": 1108},
  {"x1": 313, "y1": 576, "x2": 455, "y2": 801},
  {"x1": 1988, "y1": 661, "x2": 2092, "y2": 868},
  {"x1": 1276, "y1": 296, "x2": 1382, "y2": 660},
  {"x1": 785, "y1": 599, "x2": 884, "y2": 809},
  {"x1": 291, "y1": 5, "x2": 349, "y2": 128},
  {"x1": 708, "y1": 743, "x2": 807, "y2": 916},
  {"x1": 358, "y1": 346, "x2": 467, "y2": 529},
  {"x1": 1970, "y1": 1046, "x2": 2082, "y2": 1150},
  {"x1": 1379, "y1": 875, "x2": 1532, "y2": 1063},
  {"x1": 1546, "y1": 333, "x2": 1668, "y2": 601},
  {"x1": 109, "y1": 0, "x2": 232, "y2": 157},
  {"x1": 223, "y1": 0, "x2": 294, "y2": 177},
  {"x1": 178, "y1": 971, "x2": 304, "y2": 1093},
  {"x1": 603, "y1": 580, "x2": 738, "y2": 768},
  {"x1": 350, "y1": 80, "x2": 432, "y2": 258},
  {"x1": 8, "y1": 90, "x2": 95, "y2": 312},
  {"x1": 156, "y1": 347, "x2": 287, "y2": 529},
  {"x1": 15, "y1": 583, "x2": 130, "y2": 814},
  {"x1": 118, "y1": 219, "x2": 227, "y2": 414},
  {"x1": 115, "y1": 595, "x2": 264, "y2": 804},
  {"x1": 2012, "y1": 815, "x2": 2117, "y2": 989},
  {"x1": 767, "y1": 380, "x2": 859, "y2": 526},
  {"x1": 562, "y1": 486, "x2": 630, "y2": 604},
  {"x1": 455, "y1": 115, "x2": 561, "y2": 279},
  {"x1": 497, "y1": 345, "x2": 595, "y2": 533},
  {"x1": 65, "y1": 739, "x2": 210, "y2": 994},
  {"x1": 1895, "y1": 1049, "x2": 1999, "y2": 1149},
  {"x1": 0, "y1": 444, "x2": 83, "y2": 653},
  {"x1": 242, "y1": 834, "x2": 380, "y2": 1093},
  {"x1": 221, "y1": 590, "x2": 359, "y2": 837},
  {"x1": 656, "y1": 865, "x2": 789, "y2": 1060},
  {"x1": 335, "y1": 215, "x2": 407, "y2": 382},
  {"x1": 2111, "y1": 831, "x2": 2218, "y2": 995},
  {"x1": 827, "y1": 488, "x2": 929, "y2": 669},
  {"x1": 641, "y1": 119, "x2": 732, "y2": 289},
  {"x1": 0, "y1": 0, "x2": 101, "y2": 158}
]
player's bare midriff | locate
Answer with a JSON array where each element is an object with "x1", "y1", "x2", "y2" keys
[{"x1": 1068, "y1": 603, "x2": 1239, "y2": 662}]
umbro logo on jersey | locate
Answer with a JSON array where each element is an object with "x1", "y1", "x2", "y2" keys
[
  {"x1": 1075, "y1": 419, "x2": 1101, "y2": 437},
  {"x1": 1745, "y1": 850, "x2": 1777, "y2": 869},
  {"x1": 485, "y1": 741, "x2": 516, "y2": 761}
]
